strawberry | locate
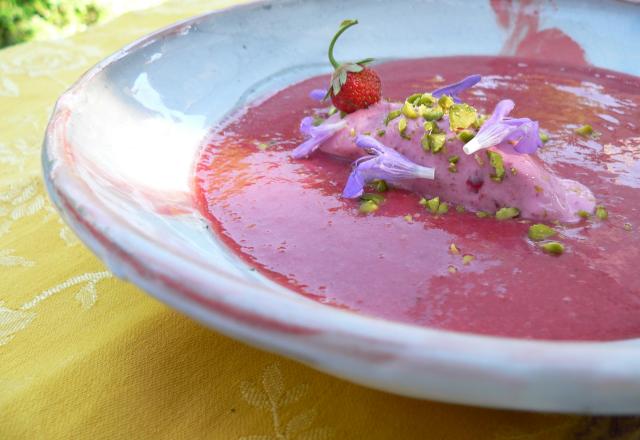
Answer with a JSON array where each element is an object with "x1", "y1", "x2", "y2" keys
[{"x1": 326, "y1": 20, "x2": 381, "y2": 114}]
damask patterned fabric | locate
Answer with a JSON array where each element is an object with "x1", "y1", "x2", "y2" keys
[{"x1": 1, "y1": 1, "x2": 638, "y2": 438}]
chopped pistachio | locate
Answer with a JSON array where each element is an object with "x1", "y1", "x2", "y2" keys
[
  {"x1": 449, "y1": 243, "x2": 460, "y2": 255},
  {"x1": 534, "y1": 185, "x2": 544, "y2": 194},
  {"x1": 376, "y1": 129, "x2": 386, "y2": 137},
  {"x1": 370, "y1": 179, "x2": 388, "y2": 192},
  {"x1": 448, "y1": 265, "x2": 458, "y2": 274},
  {"x1": 419, "y1": 93, "x2": 436, "y2": 106},
  {"x1": 256, "y1": 142, "x2": 269, "y2": 151},
  {"x1": 363, "y1": 131, "x2": 371, "y2": 136},
  {"x1": 449, "y1": 103, "x2": 478, "y2": 131},
  {"x1": 359, "y1": 200, "x2": 379, "y2": 214},
  {"x1": 448, "y1": 155, "x2": 460, "y2": 164},
  {"x1": 539, "y1": 131, "x2": 549, "y2": 143},
  {"x1": 403, "y1": 214, "x2": 413, "y2": 223},
  {"x1": 425, "y1": 196, "x2": 440, "y2": 214},
  {"x1": 473, "y1": 114, "x2": 488, "y2": 129},
  {"x1": 437, "y1": 202, "x2": 449, "y2": 215},
  {"x1": 462, "y1": 254, "x2": 475, "y2": 265},
  {"x1": 575, "y1": 124, "x2": 593, "y2": 137},
  {"x1": 340, "y1": 111, "x2": 347, "y2": 119},
  {"x1": 577, "y1": 210, "x2": 590, "y2": 219},
  {"x1": 406, "y1": 93, "x2": 422, "y2": 104},
  {"x1": 448, "y1": 163, "x2": 457, "y2": 173},
  {"x1": 510, "y1": 167, "x2": 518, "y2": 176},
  {"x1": 421, "y1": 106, "x2": 444, "y2": 121},
  {"x1": 528, "y1": 224, "x2": 556, "y2": 241},
  {"x1": 541, "y1": 241, "x2": 564, "y2": 255},
  {"x1": 423, "y1": 121, "x2": 440, "y2": 134},
  {"x1": 595, "y1": 205, "x2": 608, "y2": 220},
  {"x1": 487, "y1": 150, "x2": 506, "y2": 182},
  {"x1": 427, "y1": 133, "x2": 446, "y2": 153},
  {"x1": 384, "y1": 109, "x2": 402, "y2": 125},
  {"x1": 401, "y1": 100, "x2": 419, "y2": 119},
  {"x1": 349, "y1": 127, "x2": 356, "y2": 137},
  {"x1": 457, "y1": 130, "x2": 475, "y2": 144},
  {"x1": 495, "y1": 207, "x2": 520, "y2": 220},
  {"x1": 360, "y1": 193, "x2": 385, "y2": 204},
  {"x1": 397, "y1": 117, "x2": 408, "y2": 136},
  {"x1": 624, "y1": 223, "x2": 632, "y2": 232},
  {"x1": 420, "y1": 135, "x2": 431, "y2": 153},
  {"x1": 438, "y1": 95, "x2": 455, "y2": 111},
  {"x1": 476, "y1": 211, "x2": 490, "y2": 218},
  {"x1": 456, "y1": 205, "x2": 465, "y2": 213}
]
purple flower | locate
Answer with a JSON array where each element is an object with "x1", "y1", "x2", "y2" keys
[
  {"x1": 291, "y1": 116, "x2": 346, "y2": 159},
  {"x1": 432, "y1": 74, "x2": 482, "y2": 103},
  {"x1": 343, "y1": 135, "x2": 435, "y2": 198},
  {"x1": 309, "y1": 89, "x2": 327, "y2": 101},
  {"x1": 462, "y1": 99, "x2": 542, "y2": 155}
]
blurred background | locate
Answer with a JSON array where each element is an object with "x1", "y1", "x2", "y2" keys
[{"x1": 0, "y1": 0, "x2": 165, "y2": 48}]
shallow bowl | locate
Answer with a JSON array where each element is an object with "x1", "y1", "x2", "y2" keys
[{"x1": 43, "y1": 0, "x2": 640, "y2": 413}]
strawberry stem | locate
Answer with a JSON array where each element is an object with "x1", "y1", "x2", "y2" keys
[{"x1": 328, "y1": 19, "x2": 358, "y2": 69}]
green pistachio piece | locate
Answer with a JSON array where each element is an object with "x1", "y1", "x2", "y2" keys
[
  {"x1": 360, "y1": 193, "x2": 385, "y2": 204},
  {"x1": 448, "y1": 265, "x2": 458, "y2": 274},
  {"x1": 575, "y1": 124, "x2": 593, "y2": 137},
  {"x1": 406, "y1": 93, "x2": 422, "y2": 104},
  {"x1": 457, "y1": 130, "x2": 475, "y2": 144},
  {"x1": 577, "y1": 210, "x2": 591, "y2": 219},
  {"x1": 541, "y1": 241, "x2": 564, "y2": 255},
  {"x1": 528, "y1": 224, "x2": 556, "y2": 241},
  {"x1": 401, "y1": 100, "x2": 419, "y2": 119},
  {"x1": 340, "y1": 111, "x2": 347, "y2": 118},
  {"x1": 425, "y1": 196, "x2": 440, "y2": 214},
  {"x1": 428, "y1": 133, "x2": 446, "y2": 153},
  {"x1": 349, "y1": 127, "x2": 356, "y2": 137},
  {"x1": 462, "y1": 254, "x2": 475, "y2": 265},
  {"x1": 418, "y1": 197, "x2": 428, "y2": 207},
  {"x1": 450, "y1": 243, "x2": 460, "y2": 255},
  {"x1": 476, "y1": 211, "x2": 490, "y2": 218},
  {"x1": 359, "y1": 200, "x2": 379, "y2": 214},
  {"x1": 421, "y1": 106, "x2": 444, "y2": 121},
  {"x1": 438, "y1": 95, "x2": 455, "y2": 111},
  {"x1": 376, "y1": 129, "x2": 386, "y2": 137},
  {"x1": 312, "y1": 116, "x2": 325, "y2": 126},
  {"x1": 256, "y1": 142, "x2": 269, "y2": 151},
  {"x1": 384, "y1": 110, "x2": 402, "y2": 125},
  {"x1": 472, "y1": 114, "x2": 488, "y2": 129},
  {"x1": 419, "y1": 93, "x2": 436, "y2": 106},
  {"x1": 539, "y1": 132, "x2": 549, "y2": 143},
  {"x1": 370, "y1": 179, "x2": 388, "y2": 192},
  {"x1": 437, "y1": 202, "x2": 449, "y2": 215},
  {"x1": 397, "y1": 117, "x2": 408, "y2": 136},
  {"x1": 495, "y1": 207, "x2": 520, "y2": 220},
  {"x1": 448, "y1": 163, "x2": 457, "y2": 173},
  {"x1": 449, "y1": 103, "x2": 478, "y2": 131},
  {"x1": 448, "y1": 155, "x2": 459, "y2": 164},
  {"x1": 486, "y1": 150, "x2": 505, "y2": 182},
  {"x1": 595, "y1": 205, "x2": 608, "y2": 220},
  {"x1": 423, "y1": 121, "x2": 440, "y2": 134},
  {"x1": 510, "y1": 167, "x2": 518, "y2": 176},
  {"x1": 403, "y1": 214, "x2": 413, "y2": 222}
]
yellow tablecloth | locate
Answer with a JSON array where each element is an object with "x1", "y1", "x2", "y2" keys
[{"x1": 0, "y1": 1, "x2": 637, "y2": 438}]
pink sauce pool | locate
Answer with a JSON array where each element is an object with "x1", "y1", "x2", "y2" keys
[{"x1": 195, "y1": 57, "x2": 640, "y2": 341}]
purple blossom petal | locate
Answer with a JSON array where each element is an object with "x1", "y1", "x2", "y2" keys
[
  {"x1": 309, "y1": 88, "x2": 327, "y2": 101},
  {"x1": 291, "y1": 117, "x2": 346, "y2": 159},
  {"x1": 463, "y1": 99, "x2": 515, "y2": 155},
  {"x1": 462, "y1": 99, "x2": 542, "y2": 155},
  {"x1": 342, "y1": 135, "x2": 435, "y2": 198},
  {"x1": 432, "y1": 74, "x2": 482, "y2": 103}
]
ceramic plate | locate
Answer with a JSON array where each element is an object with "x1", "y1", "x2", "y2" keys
[{"x1": 43, "y1": 0, "x2": 640, "y2": 413}]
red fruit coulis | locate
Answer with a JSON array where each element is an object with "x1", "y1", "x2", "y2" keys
[{"x1": 195, "y1": 57, "x2": 640, "y2": 341}]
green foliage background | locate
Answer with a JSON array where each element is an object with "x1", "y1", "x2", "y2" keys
[{"x1": 0, "y1": 1, "x2": 106, "y2": 48}]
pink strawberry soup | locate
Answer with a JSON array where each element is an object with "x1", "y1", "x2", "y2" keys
[{"x1": 195, "y1": 56, "x2": 640, "y2": 341}]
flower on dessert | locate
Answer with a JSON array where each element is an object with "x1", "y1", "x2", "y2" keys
[
  {"x1": 462, "y1": 99, "x2": 542, "y2": 155},
  {"x1": 343, "y1": 135, "x2": 435, "y2": 198},
  {"x1": 291, "y1": 116, "x2": 347, "y2": 159},
  {"x1": 309, "y1": 89, "x2": 327, "y2": 101},
  {"x1": 432, "y1": 74, "x2": 482, "y2": 103}
]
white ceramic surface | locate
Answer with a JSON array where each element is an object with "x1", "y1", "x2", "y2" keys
[{"x1": 43, "y1": 0, "x2": 640, "y2": 413}]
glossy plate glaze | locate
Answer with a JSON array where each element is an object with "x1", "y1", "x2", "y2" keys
[{"x1": 43, "y1": 0, "x2": 640, "y2": 413}]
